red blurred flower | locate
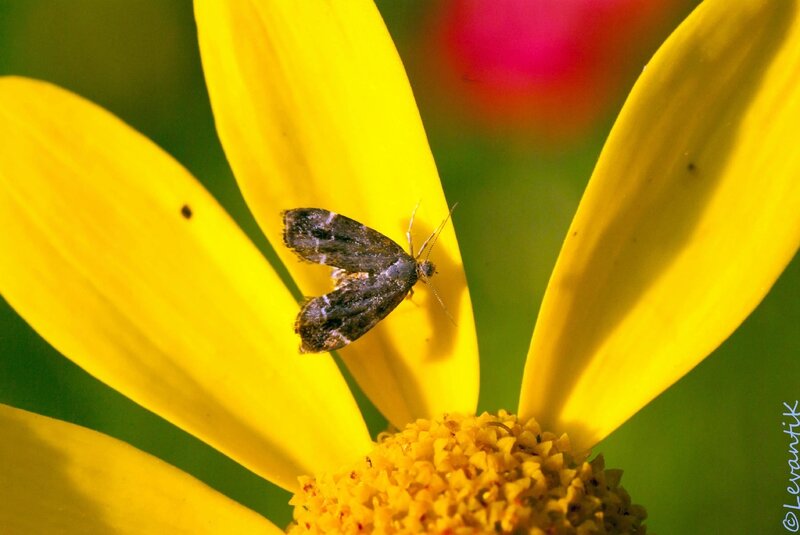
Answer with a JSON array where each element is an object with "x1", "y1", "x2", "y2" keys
[{"x1": 425, "y1": 0, "x2": 689, "y2": 142}]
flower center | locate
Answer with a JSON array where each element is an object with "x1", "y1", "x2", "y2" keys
[{"x1": 288, "y1": 411, "x2": 647, "y2": 534}]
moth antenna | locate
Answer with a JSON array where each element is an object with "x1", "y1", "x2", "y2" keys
[
  {"x1": 419, "y1": 270, "x2": 457, "y2": 326},
  {"x1": 417, "y1": 202, "x2": 458, "y2": 261},
  {"x1": 407, "y1": 199, "x2": 422, "y2": 258}
]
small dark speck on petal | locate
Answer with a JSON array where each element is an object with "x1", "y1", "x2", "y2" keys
[
  {"x1": 181, "y1": 204, "x2": 193, "y2": 219},
  {"x1": 687, "y1": 162, "x2": 697, "y2": 172}
]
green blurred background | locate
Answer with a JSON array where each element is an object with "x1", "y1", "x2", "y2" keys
[{"x1": 0, "y1": 1, "x2": 797, "y2": 533}]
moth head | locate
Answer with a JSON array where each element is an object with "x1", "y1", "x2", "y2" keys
[{"x1": 417, "y1": 260, "x2": 436, "y2": 280}]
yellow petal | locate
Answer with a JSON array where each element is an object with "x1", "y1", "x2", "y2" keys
[
  {"x1": 520, "y1": 0, "x2": 800, "y2": 448},
  {"x1": 0, "y1": 404, "x2": 280, "y2": 534},
  {"x1": 195, "y1": 0, "x2": 478, "y2": 426},
  {"x1": 0, "y1": 77, "x2": 371, "y2": 491}
]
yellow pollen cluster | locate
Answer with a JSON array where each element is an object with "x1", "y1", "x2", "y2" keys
[{"x1": 288, "y1": 411, "x2": 647, "y2": 534}]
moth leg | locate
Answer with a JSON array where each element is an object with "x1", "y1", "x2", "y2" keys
[
  {"x1": 331, "y1": 267, "x2": 347, "y2": 288},
  {"x1": 333, "y1": 270, "x2": 369, "y2": 290},
  {"x1": 407, "y1": 200, "x2": 421, "y2": 258}
]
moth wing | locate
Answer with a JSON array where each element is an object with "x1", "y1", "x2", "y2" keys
[
  {"x1": 283, "y1": 208, "x2": 408, "y2": 273},
  {"x1": 295, "y1": 274, "x2": 413, "y2": 353}
]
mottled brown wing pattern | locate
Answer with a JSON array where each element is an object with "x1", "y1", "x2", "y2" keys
[
  {"x1": 282, "y1": 208, "x2": 409, "y2": 274},
  {"x1": 282, "y1": 207, "x2": 438, "y2": 353}
]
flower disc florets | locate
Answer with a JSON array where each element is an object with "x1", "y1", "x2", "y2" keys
[{"x1": 289, "y1": 411, "x2": 646, "y2": 534}]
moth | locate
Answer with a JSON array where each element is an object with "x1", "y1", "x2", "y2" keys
[{"x1": 282, "y1": 205, "x2": 454, "y2": 353}]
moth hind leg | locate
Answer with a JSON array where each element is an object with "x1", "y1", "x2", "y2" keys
[
  {"x1": 332, "y1": 269, "x2": 369, "y2": 290},
  {"x1": 331, "y1": 268, "x2": 347, "y2": 287}
]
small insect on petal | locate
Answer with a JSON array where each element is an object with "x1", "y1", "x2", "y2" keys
[{"x1": 282, "y1": 206, "x2": 455, "y2": 353}]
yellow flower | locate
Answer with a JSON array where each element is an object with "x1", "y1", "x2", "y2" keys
[{"x1": 1, "y1": 0, "x2": 798, "y2": 533}]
